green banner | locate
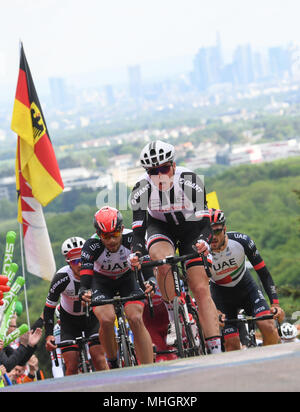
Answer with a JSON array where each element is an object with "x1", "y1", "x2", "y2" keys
[
  {"x1": 0, "y1": 297, "x2": 17, "y2": 341},
  {"x1": 4, "y1": 324, "x2": 29, "y2": 347},
  {"x1": 2, "y1": 231, "x2": 16, "y2": 277},
  {"x1": 6, "y1": 263, "x2": 18, "y2": 287},
  {"x1": 2, "y1": 276, "x2": 25, "y2": 313}
]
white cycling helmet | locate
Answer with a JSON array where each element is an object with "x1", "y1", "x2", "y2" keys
[
  {"x1": 280, "y1": 323, "x2": 298, "y2": 340},
  {"x1": 61, "y1": 236, "x2": 85, "y2": 262},
  {"x1": 140, "y1": 140, "x2": 175, "y2": 169}
]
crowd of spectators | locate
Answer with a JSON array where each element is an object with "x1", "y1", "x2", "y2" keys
[{"x1": 0, "y1": 313, "x2": 44, "y2": 386}]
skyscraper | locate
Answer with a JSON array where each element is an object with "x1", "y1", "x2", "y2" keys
[
  {"x1": 192, "y1": 33, "x2": 223, "y2": 91},
  {"x1": 105, "y1": 84, "x2": 115, "y2": 106},
  {"x1": 49, "y1": 77, "x2": 68, "y2": 109},
  {"x1": 232, "y1": 44, "x2": 254, "y2": 85},
  {"x1": 128, "y1": 65, "x2": 142, "y2": 100}
]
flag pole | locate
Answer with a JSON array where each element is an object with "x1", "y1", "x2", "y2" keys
[{"x1": 18, "y1": 223, "x2": 31, "y2": 330}]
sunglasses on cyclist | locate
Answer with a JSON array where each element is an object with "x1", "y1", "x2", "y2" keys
[
  {"x1": 147, "y1": 164, "x2": 173, "y2": 176},
  {"x1": 69, "y1": 258, "x2": 81, "y2": 265},
  {"x1": 100, "y1": 229, "x2": 122, "y2": 240},
  {"x1": 212, "y1": 228, "x2": 224, "y2": 236}
]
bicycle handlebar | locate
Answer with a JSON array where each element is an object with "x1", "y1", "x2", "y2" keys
[
  {"x1": 139, "y1": 251, "x2": 200, "y2": 267},
  {"x1": 140, "y1": 251, "x2": 211, "y2": 277},
  {"x1": 223, "y1": 313, "x2": 275, "y2": 323},
  {"x1": 55, "y1": 335, "x2": 99, "y2": 349},
  {"x1": 91, "y1": 293, "x2": 147, "y2": 307}
]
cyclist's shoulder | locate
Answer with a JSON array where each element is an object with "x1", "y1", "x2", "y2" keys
[
  {"x1": 56, "y1": 265, "x2": 72, "y2": 276},
  {"x1": 81, "y1": 235, "x2": 105, "y2": 261},
  {"x1": 227, "y1": 231, "x2": 257, "y2": 251},
  {"x1": 51, "y1": 266, "x2": 72, "y2": 287},
  {"x1": 131, "y1": 174, "x2": 151, "y2": 194},
  {"x1": 176, "y1": 166, "x2": 199, "y2": 180},
  {"x1": 177, "y1": 167, "x2": 204, "y2": 189},
  {"x1": 83, "y1": 235, "x2": 102, "y2": 249},
  {"x1": 227, "y1": 231, "x2": 252, "y2": 242}
]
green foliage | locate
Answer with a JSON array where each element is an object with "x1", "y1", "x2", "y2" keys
[{"x1": 1, "y1": 155, "x2": 300, "y2": 377}]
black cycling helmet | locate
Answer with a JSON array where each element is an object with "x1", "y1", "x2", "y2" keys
[{"x1": 209, "y1": 208, "x2": 226, "y2": 226}]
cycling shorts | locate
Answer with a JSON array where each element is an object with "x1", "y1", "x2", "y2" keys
[
  {"x1": 60, "y1": 307, "x2": 100, "y2": 353},
  {"x1": 92, "y1": 270, "x2": 145, "y2": 307},
  {"x1": 210, "y1": 270, "x2": 270, "y2": 340},
  {"x1": 146, "y1": 215, "x2": 212, "y2": 269}
]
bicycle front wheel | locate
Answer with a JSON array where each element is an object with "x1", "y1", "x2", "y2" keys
[
  {"x1": 120, "y1": 334, "x2": 131, "y2": 367},
  {"x1": 189, "y1": 306, "x2": 207, "y2": 355},
  {"x1": 173, "y1": 296, "x2": 195, "y2": 358}
]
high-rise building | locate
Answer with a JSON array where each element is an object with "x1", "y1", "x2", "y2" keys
[
  {"x1": 268, "y1": 46, "x2": 291, "y2": 78},
  {"x1": 104, "y1": 84, "x2": 115, "y2": 106},
  {"x1": 232, "y1": 44, "x2": 254, "y2": 85},
  {"x1": 49, "y1": 77, "x2": 68, "y2": 109},
  {"x1": 128, "y1": 65, "x2": 142, "y2": 100},
  {"x1": 192, "y1": 33, "x2": 223, "y2": 91}
]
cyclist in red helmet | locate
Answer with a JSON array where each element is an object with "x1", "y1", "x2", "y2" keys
[{"x1": 79, "y1": 206, "x2": 153, "y2": 368}]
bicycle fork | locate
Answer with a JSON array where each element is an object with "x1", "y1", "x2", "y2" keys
[{"x1": 172, "y1": 265, "x2": 193, "y2": 330}]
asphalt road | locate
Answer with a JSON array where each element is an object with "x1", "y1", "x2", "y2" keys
[{"x1": 2, "y1": 342, "x2": 300, "y2": 393}]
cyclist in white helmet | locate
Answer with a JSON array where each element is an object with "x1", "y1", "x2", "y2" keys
[
  {"x1": 43, "y1": 237, "x2": 108, "y2": 375},
  {"x1": 280, "y1": 323, "x2": 300, "y2": 343},
  {"x1": 130, "y1": 140, "x2": 222, "y2": 354}
]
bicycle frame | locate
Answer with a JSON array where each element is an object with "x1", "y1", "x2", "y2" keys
[
  {"x1": 140, "y1": 251, "x2": 207, "y2": 357},
  {"x1": 91, "y1": 293, "x2": 146, "y2": 367},
  {"x1": 55, "y1": 333, "x2": 98, "y2": 374},
  {"x1": 223, "y1": 312, "x2": 276, "y2": 348}
]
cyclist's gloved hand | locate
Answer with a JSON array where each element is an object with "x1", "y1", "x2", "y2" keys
[
  {"x1": 194, "y1": 240, "x2": 210, "y2": 256},
  {"x1": 271, "y1": 304, "x2": 285, "y2": 323},
  {"x1": 128, "y1": 252, "x2": 142, "y2": 270},
  {"x1": 144, "y1": 280, "x2": 156, "y2": 296},
  {"x1": 79, "y1": 288, "x2": 91, "y2": 303},
  {"x1": 45, "y1": 335, "x2": 57, "y2": 352}
]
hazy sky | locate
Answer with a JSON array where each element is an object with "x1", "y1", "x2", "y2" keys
[{"x1": 1, "y1": 0, "x2": 300, "y2": 93}]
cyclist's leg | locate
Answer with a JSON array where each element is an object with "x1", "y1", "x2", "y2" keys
[
  {"x1": 257, "y1": 319, "x2": 279, "y2": 345},
  {"x1": 244, "y1": 272, "x2": 280, "y2": 346},
  {"x1": 93, "y1": 304, "x2": 117, "y2": 361},
  {"x1": 119, "y1": 271, "x2": 153, "y2": 364},
  {"x1": 210, "y1": 282, "x2": 241, "y2": 351},
  {"x1": 148, "y1": 240, "x2": 175, "y2": 302},
  {"x1": 59, "y1": 308, "x2": 80, "y2": 375},
  {"x1": 178, "y1": 222, "x2": 221, "y2": 353},
  {"x1": 125, "y1": 302, "x2": 153, "y2": 364},
  {"x1": 61, "y1": 350, "x2": 80, "y2": 375},
  {"x1": 89, "y1": 343, "x2": 109, "y2": 370},
  {"x1": 92, "y1": 275, "x2": 118, "y2": 362},
  {"x1": 146, "y1": 217, "x2": 176, "y2": 303},
  {"x1": 187, "y1": 265, "x2": 221, "y2": 350},
  {"x1": 86, "y1": 312, "x2": 109, "y2": 370}
]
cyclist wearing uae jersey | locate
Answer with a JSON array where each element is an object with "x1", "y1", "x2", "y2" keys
[
  {"x1": 129, "y1": 140, "x2": 222, "y2": 354},
  {"x1": 207, "y1": 209, "x2": 285, "y2": 351},
  {"x1": 79, "y1": 207, "x2": 153, "y2": 368},
  {"x1": 44, "y1": 237, "x2": 108, "y2": 375}
]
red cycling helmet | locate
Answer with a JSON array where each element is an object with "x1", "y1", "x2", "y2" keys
[
  {"x1": 209, "y1": 208, "x2": 226, "y2": 226},
  {"x1": 94, "y1": 206, "x2": 123, "y2": 234}
]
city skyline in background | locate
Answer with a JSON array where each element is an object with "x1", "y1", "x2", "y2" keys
[{"x1": 1, "y1": 1, "x2": 300, "y2": 100}]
